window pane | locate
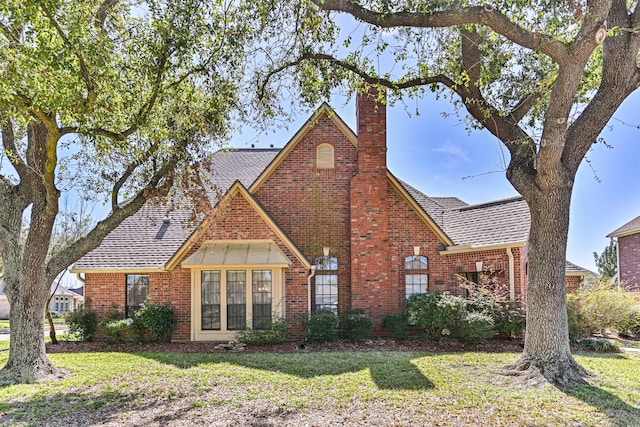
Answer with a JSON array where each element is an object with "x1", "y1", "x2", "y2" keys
[
  {"x1": 316, "y1": 274, "x2": 338, "y2": 313},
  {"x1": 201, "y1": 270, "x2": 221, "y2": 330},
  {"x1": 126, "y1": 274, "x2": 150, "y2": 318},
  {"x1": 227, "y1": 271, "x2": 246, "y2": 330},
  {"x1": 405, "y1": 255, "x2": 429, "y2": 270},
  {"x1": 316, "y1": 256, "x2": 338, "y2": 271},
  {"x1": 406, "y1": 273, "x2": 428, "y2": 298},
  {"x1": 252, "y1": 270, "x2": 272, "y2": 330}
]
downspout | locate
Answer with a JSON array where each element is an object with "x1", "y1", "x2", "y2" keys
[
  {"x1": 506, "y1": 247, "x2": 515, "y2": 301},
  {"x1": 615, "y1": 237, "x2": 621, "y2": 288},
  {"x1": 307, "y1": 266, "x2": 317, "y2": 318},
  {"x1": 76, "y1": 273, "x2": 87, "y2": 309}
]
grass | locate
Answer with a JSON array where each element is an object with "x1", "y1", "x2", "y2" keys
[{"x1": 0, "y1": 349, "x2": 638, "y2": 426}]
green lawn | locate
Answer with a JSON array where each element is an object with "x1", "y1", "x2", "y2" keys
[{"x1": 0, "y1": 349, "x2": 638, "y2": 426}]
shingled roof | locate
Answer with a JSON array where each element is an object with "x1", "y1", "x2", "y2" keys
[
  {"x1": 74, "y1": 147, "x2": 532, "y2": 272},
  {"x1": 402, "y1": 179, "x2": 530, "y2": 248},
  {"x1": 607, "y1": 214, "x2": 640, "y2": 238},
  {"x1": 73, "y1": 149, "x2": 279, "y2": 272}
]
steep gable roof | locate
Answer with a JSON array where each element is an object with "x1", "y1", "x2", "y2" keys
[
  {"x1": 73, "y1": 149, "x2": 279, "y2": 273},
  {"x1": 250, "y1": 103, "x2": 357, "y2": 192},
  {"x1": 607, "y1": 214, "x2": 640, "y2": 238}
]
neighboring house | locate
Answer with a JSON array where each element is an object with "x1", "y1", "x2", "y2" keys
[
  {"x1": 564, "y1": 260, "x2": 594, "y2": 292},
  {"x1": 0, "y1": 281, "x2": 84, "y2": 318},
  {"x1": 607, "y1": 215, "x2": 640, "y2": 290},
  {"x1": 72, "y1": 91, "x2": 584, "y2": 341}
]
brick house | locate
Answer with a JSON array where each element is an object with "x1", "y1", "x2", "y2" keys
[
  {"x1": 72, "y1": 90, "x2": 586, "y2": 341},
  {"x1": 608, "y1": 215, "x2": 640, "y2": 290}
]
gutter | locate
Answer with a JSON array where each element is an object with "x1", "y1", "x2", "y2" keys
[
  {"x1": 506, "y1": 247, "x2": 515, "y2": 301},
  {"x1": 307, "y1": 266, "x2": 317, "y2": 318}
]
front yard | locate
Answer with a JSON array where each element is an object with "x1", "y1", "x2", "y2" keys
[{"x1": 0, "y1": 343, "x2": 638, "y2": 426}]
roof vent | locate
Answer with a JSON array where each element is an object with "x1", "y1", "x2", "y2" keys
[
  {"x1": 251, "y1": 144, "x2": 255, "y2": 148},
  {"x1": 162, "y1": 216, "x2": 171, "y2": 224},
  {"x1": 270, "y1": 144, "x2": 274, "y2": 148}
]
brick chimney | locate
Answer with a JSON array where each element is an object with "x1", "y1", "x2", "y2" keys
[{"x1": 350, "y1": 86, "x2": 392, "y2": 324}]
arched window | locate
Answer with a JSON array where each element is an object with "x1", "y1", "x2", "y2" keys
[
  {"x1": 405, "y1": 255, "x2": 428, "y2": 298},
  {"x1": 315, "y1": 256, "x2": 338, "y2": 313},
  {"x1": 316, "y1": 143, "x2": 335, "y2": 169}
]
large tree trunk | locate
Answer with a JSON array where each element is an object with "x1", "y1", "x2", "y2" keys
[
  {"x1": 0, "y1": 120, "x2": 65, "y2": 385},
  {"x1": 0, "y1": 277, "x2": 64, "y2": 385},
  {"x1": 510, "y1": 180, "x2": 590, "y2": 385}
]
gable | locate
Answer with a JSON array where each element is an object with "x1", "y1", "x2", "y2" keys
[
  {"x1": 180, "y1": 182, "x2": 311, "y2": 270},
  {"x1": 250, "y1": 103, "x2": 357, "y2": 193}
]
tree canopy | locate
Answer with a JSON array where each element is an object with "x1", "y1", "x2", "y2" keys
[
  {"x1": 0, "y1": 0, "x2": 257, "y2": 384},
  {"x1": 594, "y1": 239, "x2": 617, "y2": 282},
  {"x1": 255, "y1": 0, "x2": 640, "y2": 385}
]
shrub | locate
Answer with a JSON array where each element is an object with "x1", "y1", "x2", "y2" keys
[
  {"x1": 65, "y1": 307, "x2": 98, "y2": 342},
  {"x1": 567, "y1": 281, "x2": 638, "y2": 338},
  {"x1": 618, "y1": 305, "x2": 640, "y2": 337},
  {"x1": 459, "y1": 312, "x2": 495, "y2": 345},
  {"x1": 579, "y1": 337, "x2": 621, "y2": 353},
  {"x1": 236, "y1": 317, "x2": 289, "y2": 345},
  {"x1": 134, "y1": 302, "x2": 176, "y2": 342},
  {"x1": 344, "y1": 309, "x2": 372, "y2": 341},
  {"x1": 306, "y1": 310, "x2": 339, "y2": 342},
  {"x1": 461, "y1": 273, "x2": 525, "y2": 338},
  {"x1": 99, "y1": 318, "x2": 134, "y2": 343},
  {"x1": 382, "y1": 312, "x2": 410, "y2": 340},
  {"x1": 405, "y1": 292, "x2": 466, "y2": 340},
  {"x1": 567, "y1": 294, "x2": 588, "y2": 341}
]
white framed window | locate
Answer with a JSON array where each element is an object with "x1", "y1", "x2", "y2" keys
[
  {"x1": 315, "y1": 256, "x2": 338, "y2": 313},
  {"x1": 192, "y1": 268, "x2": 282, "y2": 340},
  {"x1": 405, "y1": 255, "x2": 428, "y2": 298},
  {"x1": 316, "y1": 143, "x2": 335, "y2": 169}
]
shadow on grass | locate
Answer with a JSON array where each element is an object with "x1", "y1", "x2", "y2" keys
[
  {"x1": 0, "y1": 390, "x2": 132, "y2": 426},
  {"x1": 561, "y1": 384, "x2": 640, "y2": 426},
  {"x1": 142, "y1": 351, "x2": 435, "y2": 390}
]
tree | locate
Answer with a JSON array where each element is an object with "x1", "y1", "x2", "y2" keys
[
  {"x1": 594, "y1": 240, "x2": 617, "y2": 282},
  {"x1": 0, "y1": 0, "x2": 254, "y2": 384},
  {"x1": 256, "y1": 0, "x2": 640, "y2": 385}
]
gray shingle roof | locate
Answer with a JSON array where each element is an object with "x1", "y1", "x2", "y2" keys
[
  {"x1": 441, "y1": 197, "x2": 530, "y2": 247},
  {"x1": 73, "y1": 149, "x2": 279, "y2": 272},
  {"x1": 565, "y1": 260, "x2": 593, "y2": 275},
  {"x1": 607, "y1": 214, "x2": 640, "y2": 238},
  {"x1": 74, "y1": 146, "x2": 532, "y2": 271},
  {"x1": 402, "y1": 178, "x2": 530, "y2": 248}
]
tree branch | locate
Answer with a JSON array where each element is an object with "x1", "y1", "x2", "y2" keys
[
  {"x1": 46, "y1": 138, "x2": 187, "y2": 283},
  {"x1": 1, "y1": 116, "x2": 29, "y2": 180},
  {"x1": 460, "y1": 27, "x2": 482, "y2": 96},
  {"x1": 311, "y1": 0, "x2": 568, "y2": 63},
  {"x1": 111, "y1": 141, "x2": 162, "y2": 211},
  {"x1": 95, "y1": 0, "x2": 119, "y2": 29}
]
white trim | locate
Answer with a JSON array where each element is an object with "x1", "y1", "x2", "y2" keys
[{"x1": 440, "y1": 242, "x2": 526, "y2": 255}]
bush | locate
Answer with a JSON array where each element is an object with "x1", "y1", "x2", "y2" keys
[
  {"x1": 382, "y1": 312, "x2": 410, "y2": 340},
  {"x1": 344, "y1": 309, "x2": 372, "y2": 341},
  {"x1": 618, "y1": 305, "x2": 640, "y2": 337},
  {"x1": 579, "y1": 337, "x2": 621, "y2": 353},
  {"x1": 236, "y1": 317, "x2": 288, "y2": 345},
  {"x1": 567, "y1": 282, "x2": 639, "y2": 338},
  {"x1": 459, "y1": 312, "x2": 495, "y2": 345},
  {"x1": 461, "y1": 273, "x2": 525, "y2": 338},
  {"x1": 134, "y1": 302, "x2": 176, "y2": 342},
  {"x1": 306, "y1": 310, "x2": 339, "y2": 342},
  {"x1": 99, "y1": 318, "x2": 134, "y2": 343},
  {"x1": 567, "y1": 294, "x2": 588, "y2": 340},
  {"x1": 65, "y1": 307, "x2": 98, "y2": 342},
  {"x1": 405, "y1": 292, "x2": 466, "y2": 340}
]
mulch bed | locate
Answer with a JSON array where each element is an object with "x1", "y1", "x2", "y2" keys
[{"x1": 46, "y1": 337, "x2": 526, "y2": 355}]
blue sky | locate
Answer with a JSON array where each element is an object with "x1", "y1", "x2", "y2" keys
[{"x1": 231, "y1": 90, "x2": 640, "y2": 273}]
